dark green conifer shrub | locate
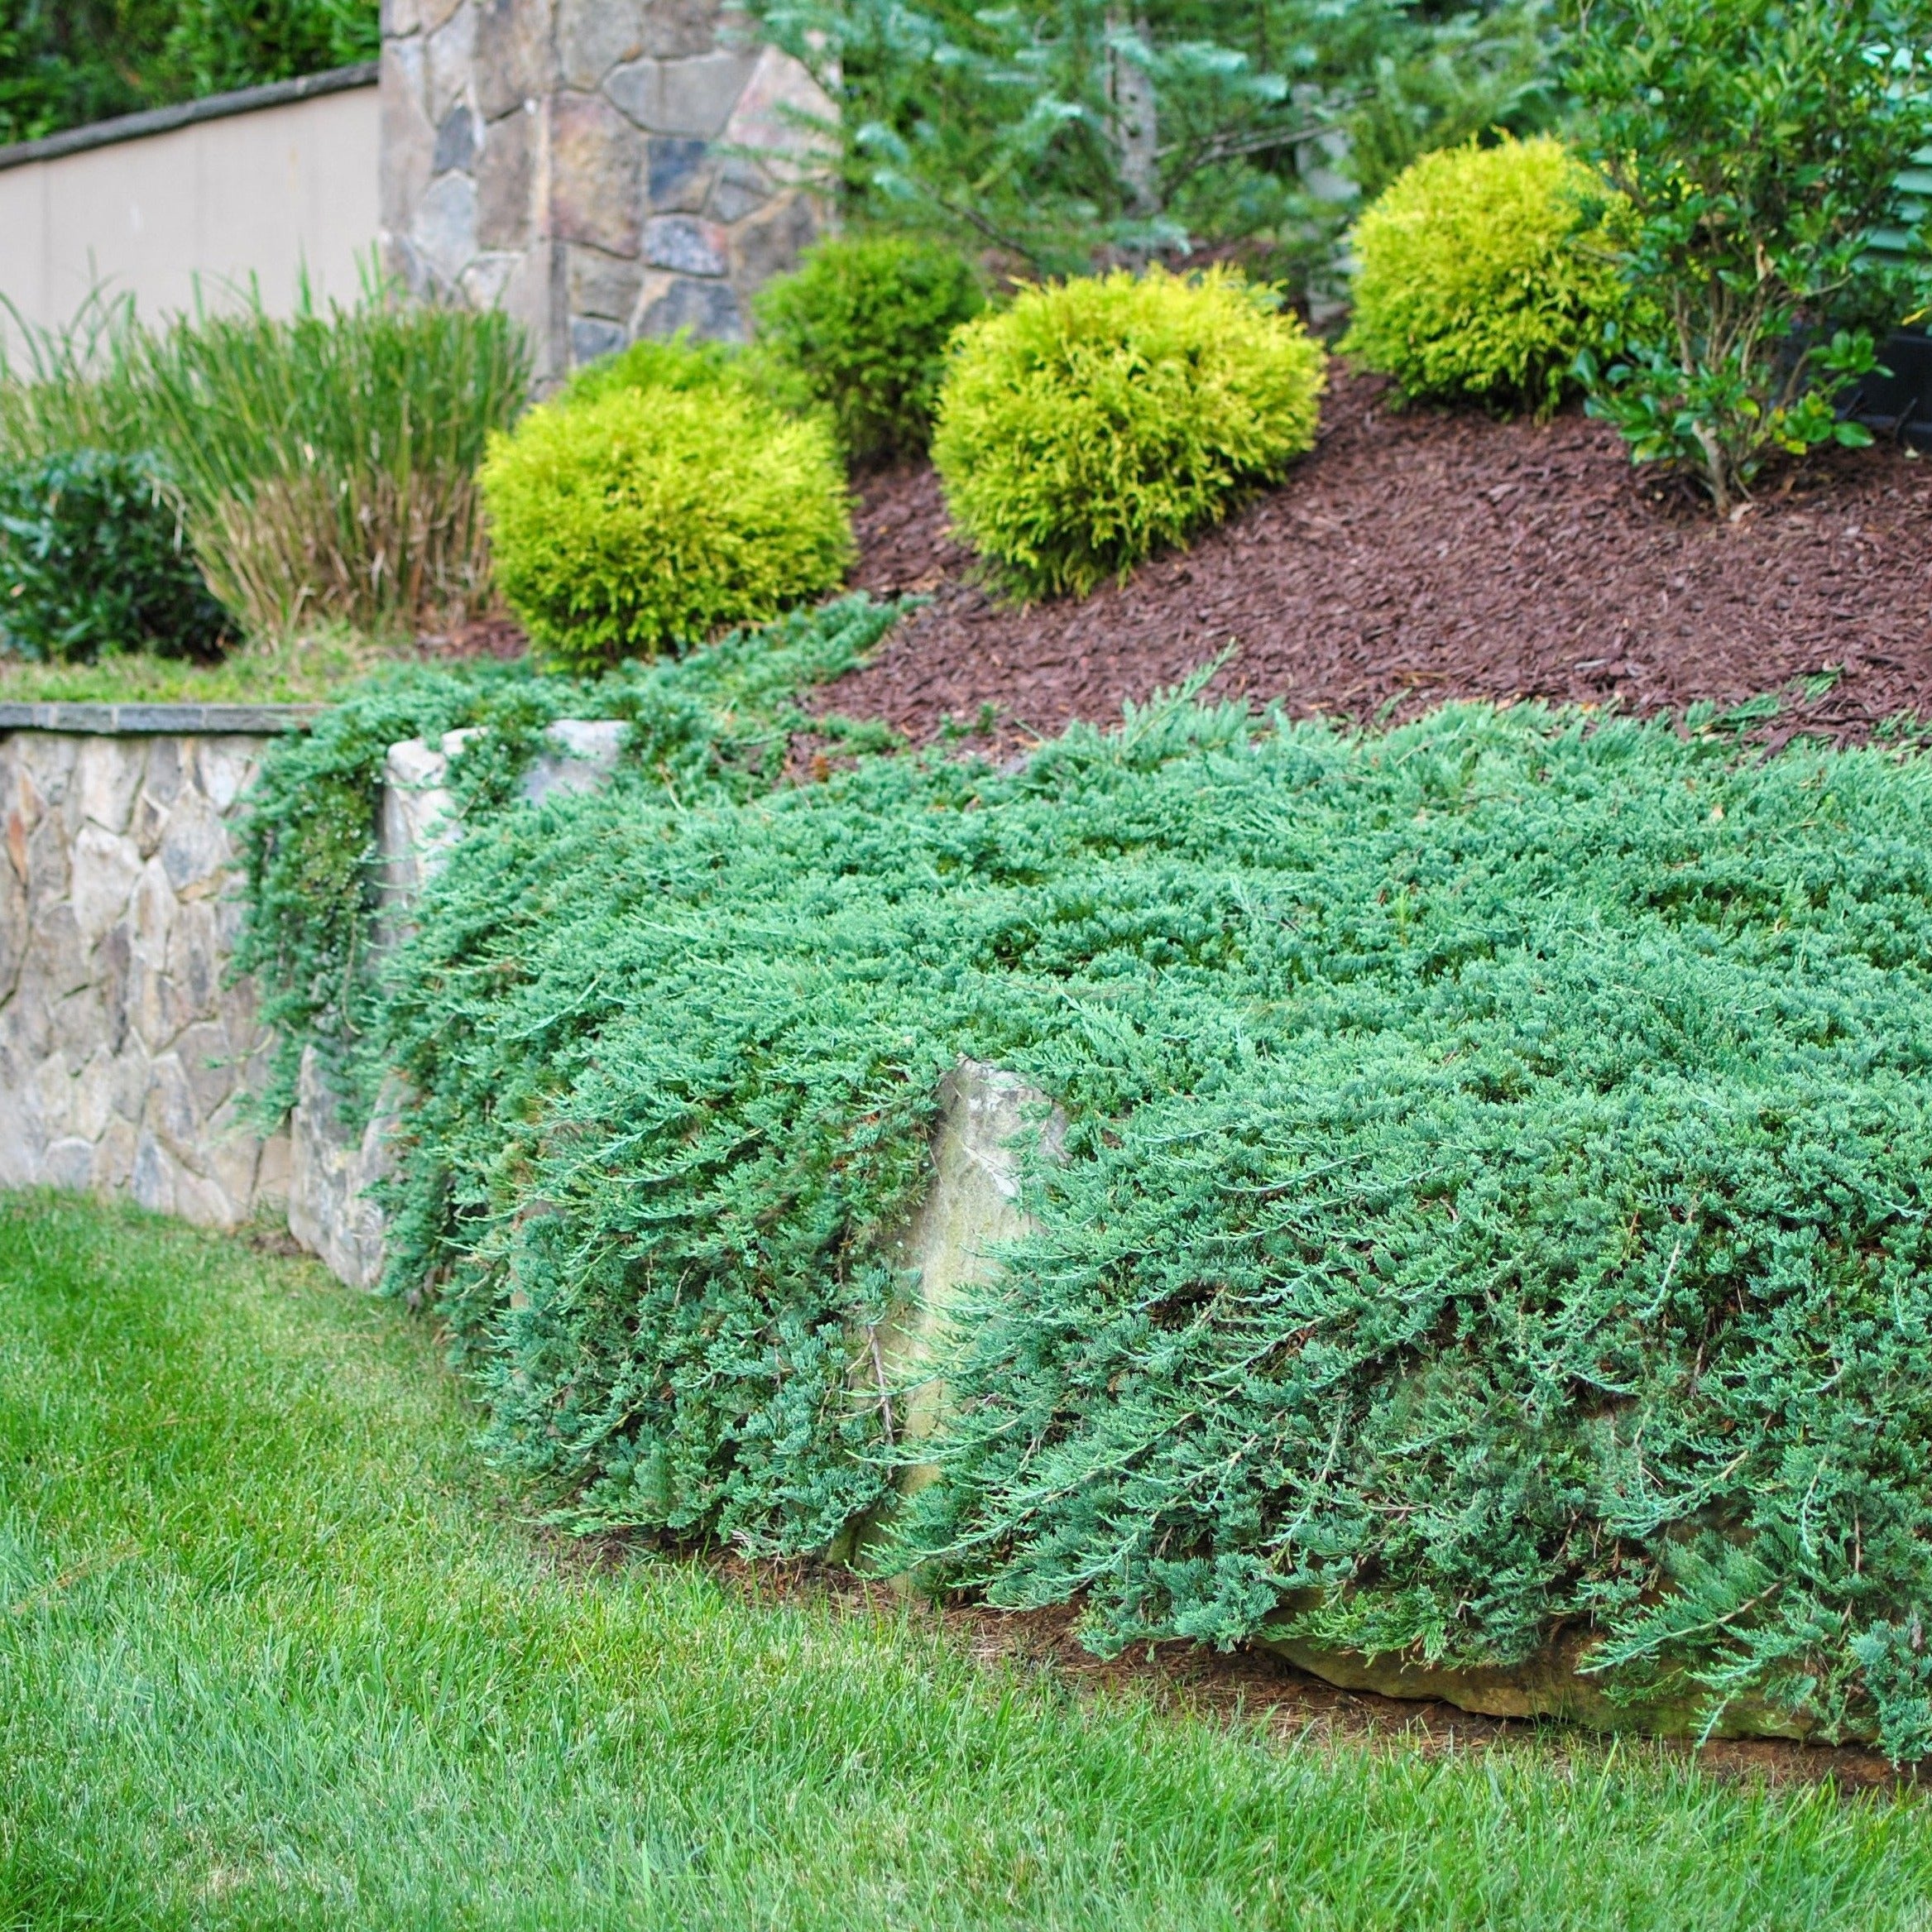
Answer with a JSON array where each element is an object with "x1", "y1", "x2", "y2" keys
[
  {"x1": 930, "y1": 266, "x2": 1326, "y2": 600},
  {"x1": 1340, "y1": 135, "x2": 1627, "y2": 415},
  {"x1": 0, "y1": 448, "x2": 229, "y2": 661},
  {"x1": 477, "y1": 386, "x2": 854, "y2": 669},
  {"x1": 752, "y1": 233, "x2": 985, "y2": 466}
]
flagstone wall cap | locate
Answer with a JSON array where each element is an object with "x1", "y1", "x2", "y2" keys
[{"x1": 0, "y1": 702, "x2": 325, "y2": 735}]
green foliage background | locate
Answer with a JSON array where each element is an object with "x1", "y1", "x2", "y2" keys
[
  {"x1": 249, "y1": 674, "x2": 1932, "y2": 1758},
  {"x1": 0, "y1": 0, "x2": 376, "y2": 145},
  {"x1": 751, "y1": 0, "x2": 1560, "y2": 289}
]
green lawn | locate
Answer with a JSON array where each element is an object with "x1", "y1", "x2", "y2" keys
[
  {"x1": 2, "y1": 1194, "x2": 1930, "y2": 1931},
  {"x1": 0, "y1": 626, "x2": 417, "y2": 707}
]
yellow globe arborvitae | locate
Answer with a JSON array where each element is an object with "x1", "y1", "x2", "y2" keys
[
  {"x1": 931, "y1": 266, "x2": 1327, "y2": 602},
  {"x1": 1340, "y1": 135, "x2": 1628, "y2": 416},
  {"x1": 477, "y1": 385, "x2": 855, "y2": 670}
]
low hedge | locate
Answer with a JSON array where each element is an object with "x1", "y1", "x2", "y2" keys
[{"x1": 303, "y1": 689, "x2": 1932, "y2": 1760}]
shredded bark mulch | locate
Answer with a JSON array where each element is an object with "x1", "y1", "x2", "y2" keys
[
  {"x1": 414, "y1": 614, "x2": 531, "y2": 662},
  {"x1": 833, "y1": 365, "x2": 1932, "y2": 755}
]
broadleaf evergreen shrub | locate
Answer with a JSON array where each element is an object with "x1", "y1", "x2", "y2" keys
[
  {"x1": 343, "y1": 694, "x2": 1932, "y2": 1756},
  {"x1": 1570, "y1": 0, "x2": 1932, "y2": 516},
  {"x1": 0, "y1": 448, "x2": 229, "y2": 660},
  {"x1": 0, "y1": 0, "x2": 378, "y2": 145},
  {"x1": 752, "y1": 233, "x2": 985, "y2": 466},
  {"x1": 930, "y1": 266, "x2": 1325, "y2": 599},
  {"x1": 478, "y1": 386, "x2": 855, "y2": 670},
  {"x1": 1340, "y1": 135, "x2": 1627, "y2": 415}
]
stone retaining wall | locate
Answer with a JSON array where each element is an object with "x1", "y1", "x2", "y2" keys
[
  {"x1": 0, "y1": 706, "x2": 632, "y2": 1258},
  {"x1": 0, "y1": 709, "x2": 311, "y2": 1228}
]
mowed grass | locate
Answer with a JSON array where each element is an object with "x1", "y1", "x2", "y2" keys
[{"x1": 2, "y1": 1195, "x2": 1931, "y2": 1932}]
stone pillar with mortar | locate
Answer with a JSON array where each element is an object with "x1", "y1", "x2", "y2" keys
[{"x1": 379, "y1": 0, "x2": 833, "y2": 385}]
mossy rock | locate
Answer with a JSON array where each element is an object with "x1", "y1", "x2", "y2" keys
[{"x1": 1259, "y1": 1629, "x2": 1827, "y2": 1742}]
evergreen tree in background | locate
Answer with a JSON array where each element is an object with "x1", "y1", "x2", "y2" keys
[
  {"x1": 0, "y1": 0, "x2": 376, "y2": 146},
  {"x1": 752, "y1": 0, "x2": 1560, "y2": 292}
]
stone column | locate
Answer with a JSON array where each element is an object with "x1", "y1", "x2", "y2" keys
[{"x1": 380, "y1": 0, "x2": 833, "y2": 385}]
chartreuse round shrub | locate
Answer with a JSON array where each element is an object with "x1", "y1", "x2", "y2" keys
[
  {"x1": 1340, "y1": 135, "x2": 1627, "y2": 415},
  {"x1": 753, "y1": 233, "x2": 985, "y2": 467},
  {"x1": 931, "y1": 266, "x2": 1326, "y2": 601},
  {"x1": 477, "y1": 386, "x2": 854, "y2": 669},
  {"x1": 558, "y1": 329, "x2": 742, "y2": 410}
]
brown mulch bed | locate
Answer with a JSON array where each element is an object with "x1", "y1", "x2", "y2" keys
[
  {"x1": 414, "y1": 614, "x2": 533, "y2": 662},
  {"x1": 832, "y1": 365, "x2": 1932, "y2": 754}
]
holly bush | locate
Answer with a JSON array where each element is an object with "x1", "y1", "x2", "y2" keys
[{"x1": 0, "y1": 448, "x2": 228, "y2": 661}]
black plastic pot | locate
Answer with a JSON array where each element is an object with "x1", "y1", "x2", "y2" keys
[{"x1": 1848, "y1": 328, "x2": 1932, "y2": 448}]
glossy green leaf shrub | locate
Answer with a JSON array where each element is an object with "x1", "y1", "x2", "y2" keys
[
  {"x1": 477, "y1": 386, "x2": 855, "y2": 669},
  {"x1": 931, "y1": 267, "x2": 1325, "y2": 600},
  {"x1": 1570, "y1": 0, "x2": 1932, "y2": 515},
  {"x1": 753, "y1": 233, "x2": 985, "y2": 466},
  {"x1": 0, "y1": 448, "x2": 229, "y2": 661},
  {"x1": 1340, "y1": 135, "x2": 1627, "y2": 415}
]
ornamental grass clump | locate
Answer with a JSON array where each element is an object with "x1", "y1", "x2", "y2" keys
[
  {"x1": 133, "y1": 290, "x2": 530, "y2": 637},
  {"x1": 931, "y1": 266, "x2": 1326, "y2": 600},
  {"x1": 477, "y1": 386, "x2": 854, "y2": 671},
  {"x1": 1340, "y1": 134, "x2": 1627, "y2": 415}
]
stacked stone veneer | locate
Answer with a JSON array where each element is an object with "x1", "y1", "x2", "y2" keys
[
  {"x1": 0, "y1": 712, "x2": 314, "y2": 1229},
  {"x1": 0, "y1": 707, "x2": 631, "y2": 1255},
  {"x1": 381, "y1": 0, "x2": 832, "y2": 382}
]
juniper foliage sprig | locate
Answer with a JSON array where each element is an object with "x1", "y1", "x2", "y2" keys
[
  {"x1": 367, "y1": 690, "x2": 1932, "y2": 1754},
  {"x1": 230, "y1": 594, "x2": 901, "y2": 1120}
]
